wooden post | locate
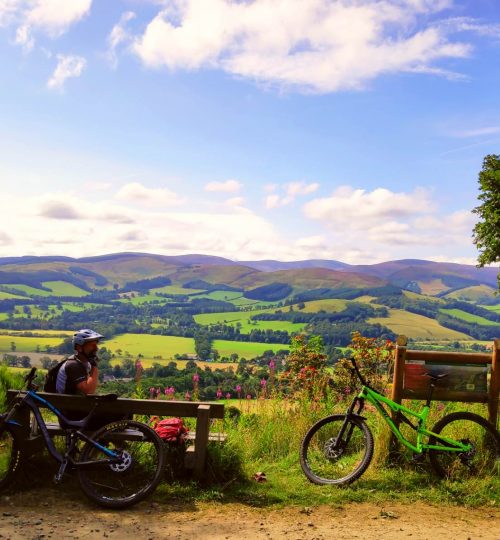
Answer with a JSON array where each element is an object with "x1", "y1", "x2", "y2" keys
[
  {"x1": 193, "y1": 404, "x2": 211, "y2": 480},
  {"x1": 489, "y1": 339, "x2": 499, "y2": 429},
  {"x1": 391, "y1": 335, "x2": 407, "y2": 423}
]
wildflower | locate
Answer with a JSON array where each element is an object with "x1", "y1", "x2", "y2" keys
[
  {"x1": 246, "y1": 394, "x2": 252, "y2": 400},
  {"x1": 216, "y1": 388, "x2": 222, "y2": 399},
  {"x1": 192, "y1": 373, "x2": 200, "y2": 383},
  {"x1": 185, "y1": 391, "x2": 191, "y2": 400},
  {"x1": 269, "y1": 359, "x2": 276, "y2": 370},
  {"x1": 226, "y1": 392, "x2": 231, "y2": 399},
  {"x1": 261, "y1": 378, "x2": 267, "y2": 387}
]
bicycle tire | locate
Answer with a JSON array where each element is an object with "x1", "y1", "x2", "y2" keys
[
  {"x1": 428, "y1": 412, "x2": 499, "y2": 481},
  {"x1": 0, "y1": 424, "x2": 22, "y2": 491},
  {"x1": 300, "y1": 414, "x2": 374, "y2": 485},
  {"x1": 77, "y1": 420, "x2": 165, "y2": 508}
]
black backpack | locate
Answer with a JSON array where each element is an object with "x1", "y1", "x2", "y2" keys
[{"x1": 44, "y1": 358, "x2": 68, "y2": 392}]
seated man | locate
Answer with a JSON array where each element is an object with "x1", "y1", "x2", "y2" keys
[{"x1": 56, "y1": 328, "x2": 125, "y2": 429}]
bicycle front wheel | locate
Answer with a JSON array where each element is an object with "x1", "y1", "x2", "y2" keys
[
  {"x1": 300, "y1": 414, "x2": 374, "y2": 485},
  {"x1": 429, "y1": 412, "x2": 499, "y2": 481},
  {"x1": 0, "y1": 425, "x2": 22, "y2": 491},
  {"x1": 77, "y1": 420, "x2": 165, "y2": 508}
]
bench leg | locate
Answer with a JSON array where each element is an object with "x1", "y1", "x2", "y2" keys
[{"x1": 193, "y1": 405, "x2": 210, "y2": 480}]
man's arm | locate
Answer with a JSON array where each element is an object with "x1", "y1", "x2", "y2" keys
[{"x1": 76, "y1": 366, "x2": 99, "y2": 394}]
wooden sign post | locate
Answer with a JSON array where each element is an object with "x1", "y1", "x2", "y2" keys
[{"x1": 391, "y1": 336, "x2": 499, "y2": 428}]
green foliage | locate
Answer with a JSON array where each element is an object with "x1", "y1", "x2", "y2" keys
[
  {"x1": 472, "y1": 154, "x2": 500, "y2": 290},
  {"x1": 0, "y1": 365, "x2": 23, "y2": 410}
]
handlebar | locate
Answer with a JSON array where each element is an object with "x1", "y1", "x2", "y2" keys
[
  {"x1": 24, "y1": 367, "x2": 37, "y2": 389},
  {"x1": 350, "y1": 357, "x2": 367, "y2": 386}
]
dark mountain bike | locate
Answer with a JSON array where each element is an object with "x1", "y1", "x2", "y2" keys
[
  {"x1": 0, "y1": 368, "x2": 165, "y2": 508},
  {"x1": 300, "y1": 358, "x2": 499, "y2": 485}
]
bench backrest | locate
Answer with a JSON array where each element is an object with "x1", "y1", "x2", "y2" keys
[{"x1": 6, "y1": 390, "x2": 225, "y2": 419}]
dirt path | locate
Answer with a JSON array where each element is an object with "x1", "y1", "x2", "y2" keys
[{"x1": 0, "y1": 492, "x2": 498, "y2": 540}]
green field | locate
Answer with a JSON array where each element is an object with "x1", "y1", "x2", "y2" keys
[
  {"x1": 481, "y1": 304, "x2": 500, "y2": 313},
  {"x1": 440, "y1": 308, "x2": 499, "y2": 326},
  {"x1": 41, "y1": 281, "x2": 90, "y2": 297},
  {"x1": 212, "y1": 339, "x2": 289, "y2": 358},
  {"x1": 0, "y1": 291, "x2": 26, "y2": 300},
  {"x1": 103, "y1": 334, "x2": 196, "y2": 359},
  {"x1": 118, "y1": 294, "x2": 169, "y2": 305},
  {"x1": 2, "y1": 284, "x2": 53, "y2": 297},
  {"x1": 299, "y1": 299, "x2": 348, "y2": 312},
  {"x1": 368, "y1": 309, "x2": 472, "y2": 340},
  {"x1": 444, "y1": 285, "x2": 497, "y2": 302},
  {"x1": 150, "y1": 285, "x2": 204, "y2": 295},
  {"x1": 0, "y1": 335, "x2": 64, "y2": 352}
]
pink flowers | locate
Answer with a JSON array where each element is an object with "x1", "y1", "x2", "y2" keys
[
  {"x1": 226, "y1": 392, "x2": 231, "y2": 399},
  {"x1": 192, "y1": 373, "x2": 200, "y2": 383},
  {"x1": 269, "y1": 359, "x2": 276, "y2": 370},
  {"x1": 185, "y1": 391, "x2": 191, "y2": 400},
  {"x1": 216, "y1": 388, "x2": 223, "y2": 399},
  {"x1": 164, "y1": 386, "x2": 175, "y2": 399},
  {"x1": 260, "y1": 378, "x2": 267, "y2": 387}
]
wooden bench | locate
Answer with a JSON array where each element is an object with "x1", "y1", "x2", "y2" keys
[{"x1": 6, "y1": 391, "x2": 225, "y2": 479}]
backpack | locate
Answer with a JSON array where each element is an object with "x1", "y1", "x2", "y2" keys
[
  {"x1": 150, "y1": 417, "x2": 188, "y2": 444},
  {"x1": 44, "y1": 359, "x2": 67, "y2": 392}
]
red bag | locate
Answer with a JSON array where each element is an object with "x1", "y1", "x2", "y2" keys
[{"x1": 150, "y1": 417, "x2": 188, "y2": 444}]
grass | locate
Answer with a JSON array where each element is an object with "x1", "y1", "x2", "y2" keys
[
  {"x1": 212, "y1": 339, "x2": 289, "y2": 358},
  {"x1": 117, "y1": 294, "x2": 169, "y2": 305},
  {"x1": 103, "y1": 334, "x2": 196, "y2": 359},
  {"x1": 150, "y1": 285, "x2": 205, "y2": 295},
  {"x1": 298, "y1": 299, "x2": 348, "y2": 312},
  {"x1": 444, "y1": 285, "x2": 497, "y2": 302},
  {"x1": 194, "y1": 306, "x2": 284, "y2": 327},
  {"x1": 481, "y1": 305, "x2": 500, "y2": 314},
  {"x1": 2, "y1": 284, "x2": 53, "y2": 297},
  {"x1": 41, "y1": 281, "x2": 90, "y2": 297},
  {"x1": 440, "y1": 308, "x2": 498, "y2": 326},
  {"x1": 111, "y1": 358, "x2": 237, "y2": 371},
  {"x1": 157, "y1": 399, "x2": 498, "y2": 508},
  {"x1": 367, "y1": 309, "x2": 472, "y2": 340},
  {"x1": 0, "y1": 335, "x2": 65, "y2": 353},
  {"x1": 0, "y1": 291, "x2": 27, "y2": 300}
]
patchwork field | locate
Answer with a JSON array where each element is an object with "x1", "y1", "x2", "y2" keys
[
  {"x1": 3, "y1": 284, "x2": 53, "y2": 297},
  {"x1": 0, "y1": 291, "x2": 27, "y2": 300},
  {"x1": 440, "y1": 308, "x2": 499, "y2": 326},
  {"x1": 0, "y1": 335, "x2": 65, "y2": 353},
  {"x1": 103, "y1": 334, "x2": 196, "y2": 359},
  {"x1": 41, "y1": 281, "x2": 90, "y2": 297},
  {"x1": 212, "y1": 339, "x2": 289, "y2": 358},
  {"x1": 367, "y1": 309, "x2": 471, "y2": 340}
]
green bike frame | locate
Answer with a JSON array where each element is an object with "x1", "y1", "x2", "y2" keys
[{"x1": 355, "y1": 385, "x2": 472, "y2": 454}]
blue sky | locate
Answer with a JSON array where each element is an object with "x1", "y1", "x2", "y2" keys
[{"x1": 0, "y1": 0, "x2": 499, "y2": 264}]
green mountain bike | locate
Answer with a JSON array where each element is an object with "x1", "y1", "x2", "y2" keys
[{"x1": 300, "y1": 358, "x2": 499, "y2": 485}]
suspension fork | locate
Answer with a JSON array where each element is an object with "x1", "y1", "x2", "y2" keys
[{"x1": 335, "y1": 398, "x2": 366, "y2": 446}]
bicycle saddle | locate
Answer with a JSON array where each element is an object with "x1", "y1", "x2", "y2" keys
[{"x1": 86, "y1": 393, "x2": 118, "y2": 402}]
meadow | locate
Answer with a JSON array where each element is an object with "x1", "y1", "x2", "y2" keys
[
  {"x1": 440, "y1": 308, "x2": 499, "y2": 326},
  {"x1": 367, "y1": 308, "x2": 471, "y2": 340}
]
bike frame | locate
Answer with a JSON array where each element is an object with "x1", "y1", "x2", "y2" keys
[
  {"x1": 348, "y1": 385, "x2": 471, "y2": 455},
  {"x1": 3, "y1": 390, "x2": 120, "y2": 467}
]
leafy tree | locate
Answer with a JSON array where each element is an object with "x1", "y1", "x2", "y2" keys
[{"x1": 472, "y1": 154, "x2": 500, "y2": 290}]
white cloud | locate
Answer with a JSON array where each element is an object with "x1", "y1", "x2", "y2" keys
[
  {"x1": 303, "y1": 186, "x2": 433, "y2": 228},
  {"x1": 204, "y1": 179, "x2": 242, "y2": 193},
  {"x1": 131, "y1": 0, "x2": 471, "y2": 93},
  {"x1": 2, "y1": 0, "x2": 91, "y2": 48},
  {"x1": 224, "y1": 196, "x2": 245, "y2": 207},
  {"x1": 116, "y1": 182, "x2": 184, "y2": 207},
  {"x1": 265, "y1": 181, "x2": 319, "y2": 208},
  {"x1": 107, "y1": 11, "x2": 136, "y2": 67},
  {"x1": 47, "y1": 54, "x2": 86, "y2": 90}
]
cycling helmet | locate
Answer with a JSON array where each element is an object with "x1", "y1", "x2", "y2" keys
[{"x1": 72, "y1": 328, "x2": 104, "y2": 347}]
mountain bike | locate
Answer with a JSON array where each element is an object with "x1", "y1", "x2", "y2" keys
[
  {"x1": 0, "y1": 368, "x2": 165, "y2": 508},
  {"x1": 300, "y1": 358, "x2": 499, "y2": 485}
]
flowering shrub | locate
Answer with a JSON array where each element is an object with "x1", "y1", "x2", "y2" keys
[
  {"x1": 333, "y1": 331, "x2": 394, "y2": 395},
  {"x1": 280, "y1": 334, "x2": 329, "y2": 399}
]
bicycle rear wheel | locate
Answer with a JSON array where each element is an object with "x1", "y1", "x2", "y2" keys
[
  {"x1": 77, "y1": 420, "x2": 165, "y2": 508},
  {"x1": 300, "y1": 414, "x2": 374, "y2": 485},
  {"x1": 0, "y1": 425, "x2": 22, "y2": 490},
  {"x1": 429, "y1": 412, "x2": 499, "y2": 481}
]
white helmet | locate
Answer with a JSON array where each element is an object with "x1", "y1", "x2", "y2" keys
[{"x1": 72, "y1": 328, "x2": 104, "y2": 348}]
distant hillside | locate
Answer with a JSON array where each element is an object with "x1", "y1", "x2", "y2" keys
[{"x1": 0, "y1": 253, "x2": 497, "y2": 300}]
